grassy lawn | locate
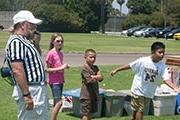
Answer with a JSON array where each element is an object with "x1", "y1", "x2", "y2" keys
[
  {"x1": 0, "y1": 65, "x2": 180, "y2": 120},
  {"x1": 0, "y1": 32, "x2": 180, "y2": 54},
  {"x1": 0, "y1": 32, "x2": 180, "y2": 119}
]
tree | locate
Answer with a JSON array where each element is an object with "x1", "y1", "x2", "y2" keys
[
  {"x1": 0, "y1": 0, "x2": 115, "y2": 32},
  {"x1": 122, "y1": 0, "x2": 180, "y2": 28},
  {"x1": 165, "y1": 0, "x2": 180, "y2": 26},
  {"x1": 27, "y1": 3, "x2": 84, "y2": 32},
  {"x1": 64, "y1": 0, "x2": 113, "y2": 32},
  {"x1": 64, "y1": 0, "x2": 97, "y2": 32},
  {"x1": 127, "y1": 0, "x2": 160, "y2": 15},
  {"x1": 116, "y1": 0, "x2": 125, "y2": 16}
]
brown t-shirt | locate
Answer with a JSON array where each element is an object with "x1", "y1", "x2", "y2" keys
[{"x1": 80, "y1": 64, "x2": 99, "y2": 101}]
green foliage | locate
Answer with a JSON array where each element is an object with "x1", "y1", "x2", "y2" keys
[
  {"x1": 37, "y1": 0, "x2": 64, "y2": 4},
  {"x1": 166, "y1": 0, "x2": 180, "y2": 26},
  {"x1": 124, "y1": 0, "x2": 180, "y2": 28},
  {"x1": 0, "y1": 0, "x2": 14, "y2": 10},
  {"x1": 1, "y1": 0, "x2": 180, "y2": 32},
  {"x1": 122, "y1": 11, "x2": 166, "y2": 29},
  {"x1": 27, "y1": 3, "x2": 84, "y2": 32},
  {"x1": 149, "y1": 12, "x2": 164, "y2": 27},
  {"x1": 127, "y1": 0, "x2": 160, "y2": 15},
  {"x1": 121, "y1": 14, "x2": 151, "y2": 29},
  {"x1": 64, "y1": 0, "x2": 100, "y2": 32},
  {"x1": 0, "y1": 0, "x2": 115, "y2": 32},
  {"x1": 64, "y1": 0, "x2": 113, "y2": 32}
]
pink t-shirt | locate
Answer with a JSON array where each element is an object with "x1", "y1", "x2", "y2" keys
[{"x1": 46, "y1": 49, "x2": 64, "y2": 84}]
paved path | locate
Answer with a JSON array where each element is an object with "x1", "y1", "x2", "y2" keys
[
  {"x1": 0, "y1": 51, "x2": 178, "y2": 67},
  {"x1": 63, "y1": 53, "x2": 145, "y2": 66},
  {"x1": 47, "y1": 53, "x2": 178, "y2": 66}
]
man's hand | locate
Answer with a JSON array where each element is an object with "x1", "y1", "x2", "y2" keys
[
  {"x1": 23, "y1": 96, "x2": 34, "y2": 110},
  {"x1": 174, "y1": 87, "x2": 180, "y2": 93}
]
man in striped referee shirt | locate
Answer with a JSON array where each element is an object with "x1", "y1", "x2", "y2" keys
[{"x1": 5, "y1": 10, "x2": 49, "y2": 120}]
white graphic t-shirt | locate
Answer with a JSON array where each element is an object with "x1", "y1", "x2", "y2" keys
[{"x1": 129, "y1": 56, "x2": 169, "y2": 98}]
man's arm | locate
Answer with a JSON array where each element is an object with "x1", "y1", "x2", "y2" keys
[
  {"x1": 11, "y1": 61, "x2": 33, "y2": 110},
  {"x1": 163, "y1": 79, "x2": 179, "y2": 92}
]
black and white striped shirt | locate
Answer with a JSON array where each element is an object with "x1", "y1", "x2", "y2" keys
[{"x1": 5, "y1": 34, "x2": 45, "y2": 85}]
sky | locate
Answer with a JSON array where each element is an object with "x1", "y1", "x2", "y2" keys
[{"x1": 112, "y1": 0, "x2": 129, "y2": 15}]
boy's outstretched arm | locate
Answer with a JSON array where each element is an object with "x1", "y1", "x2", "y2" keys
[{"x1": 110, "y1": 64, "x2": 130, "y2": 76}]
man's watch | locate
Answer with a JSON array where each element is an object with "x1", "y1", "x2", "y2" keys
[{"x1": 23, "y1": 92, "x2": 31, "y2": 97}]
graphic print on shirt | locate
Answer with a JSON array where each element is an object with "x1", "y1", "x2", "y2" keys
[{"x1": 144, "y1": 68, "x2": 158, "y2": 82}]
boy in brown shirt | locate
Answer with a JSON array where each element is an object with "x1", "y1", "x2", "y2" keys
[{"x1": 80, "y1": 49, "x2": 103, "y2": 120}]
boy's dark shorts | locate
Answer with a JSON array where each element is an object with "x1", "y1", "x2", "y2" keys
[{"x1": 80, "y1": 99, "x2": 97, "y2": 115}]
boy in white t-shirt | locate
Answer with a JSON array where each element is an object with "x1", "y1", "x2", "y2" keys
[{"x1": 110, "y1": 42, "x2": 180, "y2": 120}]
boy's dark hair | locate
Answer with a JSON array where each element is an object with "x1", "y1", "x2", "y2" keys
[
  {"x1": 151, "y1": 42, "x2": 165, "y2": 53},
  {"x1": 85, "y1": 49, "x2": 96, "y2": 55}
]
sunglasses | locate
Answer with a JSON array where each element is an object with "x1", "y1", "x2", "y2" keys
[
  {"x1": 34, "y1": 31, "x2": 40, "y2": 35},
  {"x1": 56, "y1": 40, "x2": 63, "y2": 43}
]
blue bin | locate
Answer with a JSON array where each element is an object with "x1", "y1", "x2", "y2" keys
[
  {"x1": 63, "y1": 88, "x2": 105, "y2": 118},
  {"x1": 175, "y1": 93, "x2": 180, "y2": 114}
]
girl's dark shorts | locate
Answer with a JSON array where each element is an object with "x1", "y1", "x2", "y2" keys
[{"x1": 50, "y1": 84, "x2": 63, "y2": 103}]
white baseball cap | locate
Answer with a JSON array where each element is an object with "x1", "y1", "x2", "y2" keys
[{"x1": 13, "y1": 10, "x2": 42, "y2": 25}]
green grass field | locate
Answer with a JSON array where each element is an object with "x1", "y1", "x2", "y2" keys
[
  {"x1": 0, "y1": 66, "x2": 180, "y2": 120},
  {"x1": 1, "y1": 32, "x2": 180, "y2": 54},
  {"x1": 0, "y1": 32, "x2": 180, "y2": 119}
]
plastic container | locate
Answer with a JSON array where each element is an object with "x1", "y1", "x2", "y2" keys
[
  {"x1": 117, "y1": 89, "x2": 151, "y2": 115},
  {"x1": 123, "y1": 98, "x2": 151, "y2": 116},
  {"x1": 153, "y1": 93, "x2": 177, "y2": 116},
  {"x1": 103, "y1": 91, "x2": 126, "y2": 117},
  {"x1": 63, "y1": 88, "x2": 104, "y2": 118}
]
